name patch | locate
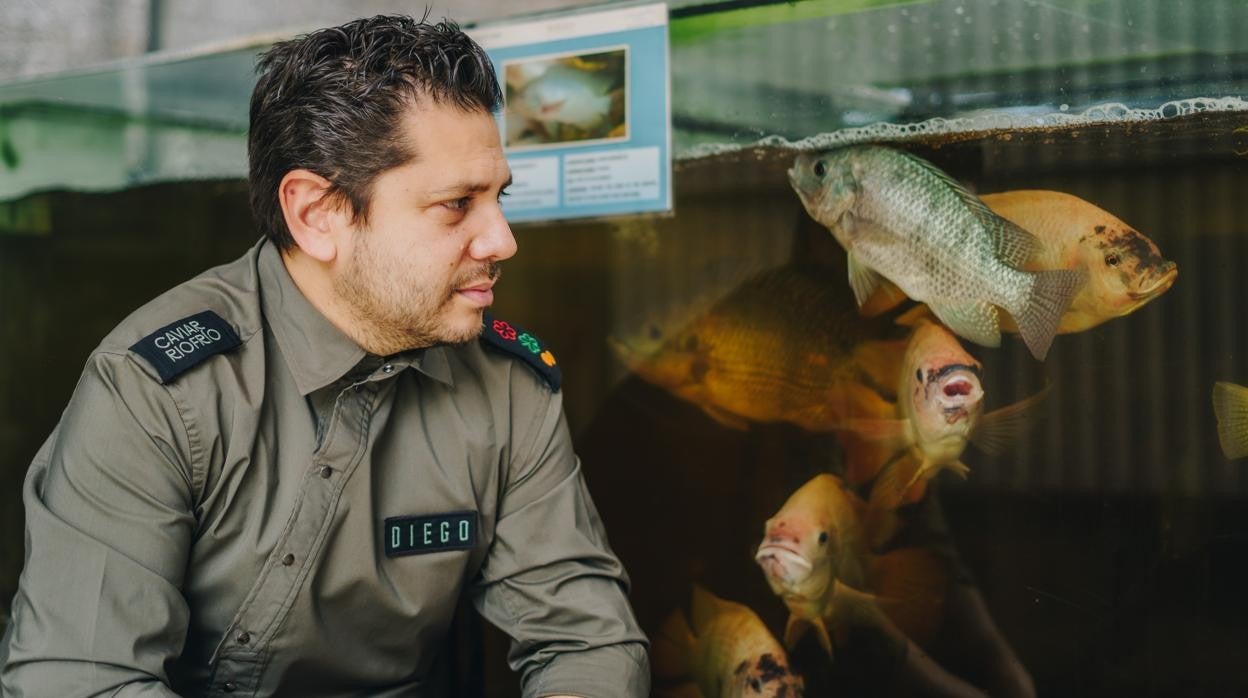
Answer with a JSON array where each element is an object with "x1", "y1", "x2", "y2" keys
[
  {"x1": 129, "y1": 310, "x2": 242, "y2": 384},
  {"x1": 384, "y1": 511, "x2": 477, "y2": 557}
]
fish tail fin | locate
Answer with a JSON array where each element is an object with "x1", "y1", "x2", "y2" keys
[
  {"x1": 1013, "y1": 268, "x2": 1085, "y2": 360},
  {"x1": 870, "y1": 548, "x2": 949, "y2": 646},
  {"x1": 653, "y1": 607, "x2": 697, "y2": 681},
  {"x1": 1213, "y1": 381, "x2": 1248, "y2": 459}
]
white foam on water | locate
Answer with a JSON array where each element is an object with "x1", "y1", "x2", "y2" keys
[{"x1": 677, "y1": 97, "x2": 1248, "y2": 161}]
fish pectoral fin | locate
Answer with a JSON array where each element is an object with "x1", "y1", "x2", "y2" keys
[
  {"x1": 868, "y1": 452, "x2": 923, "y2": 512},
  {"x1": 847, "y1": 253, "x2": 885, "y2": 308},
  {"x1": 1213, "y1": 382, "x2": 1248, "y2": 459},
  {"x1": 927, "y1": 300, "x2": 1001, "y2": 348},
  {"x1": 837, "y1": 417, "x2": 909, "y2": 443},
  {"x1": 784, "y1": 614, "x2": 834, "y2": 658},
  {"x1": 893, "y1": 303, "x2": 936, "y2": 328},
  {"x1": 970, "y1": 386, "x2": 1050, "y2": 456},
  {"x1": 830, "y1": 580, "x2": 887, "y2": 626},
  {"x1": 860, "y1": 278, "x2": 910, "y2": 317},
  {"x1": 700, "y1": 405, "x2": 751, "y2": 431}
]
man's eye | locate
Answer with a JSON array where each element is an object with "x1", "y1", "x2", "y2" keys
[
  {"x1": 497, "y1": 188, "x2": 511, "y2": 202},
  {"x1": 445, "y1": 197, "x2": 471, "y2": 211}
]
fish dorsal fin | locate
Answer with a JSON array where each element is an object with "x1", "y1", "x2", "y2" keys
[
  {"x1": 652, "y1": 609, "x2": 697, "y2": 681},
  {"x1": 971, "y1": 387, "x2": 1049, "y2": 456},
  {"x1": 926, "y1": 300, "x2": 1001, "y2": 348},
  {"x1": 901, "y1": 150, "x2": 1040, "y2": 267},
  {"x1": 689, "y1": 584, "x2": 722, "y2": 632}
]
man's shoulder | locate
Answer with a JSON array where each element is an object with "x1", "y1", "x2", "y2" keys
[
  {"x1": 474, "y1": 314, "x2": 562, "y2": 392},
  {"x1": 95, "y1": 243, "x2": 266, "y2": 385}
]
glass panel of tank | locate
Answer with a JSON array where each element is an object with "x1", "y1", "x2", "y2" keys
[{"x1": 2, "y1": 1, "x2": 1248, "y2": 696}]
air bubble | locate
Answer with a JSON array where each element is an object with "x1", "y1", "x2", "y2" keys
[{"x1": 677, "y1": 97, "x2": 1248, "y2": 162}]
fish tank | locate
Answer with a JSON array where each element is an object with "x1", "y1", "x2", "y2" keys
[{"x1": 3, "y1": 1, "x2": 1248, "y2": 696}]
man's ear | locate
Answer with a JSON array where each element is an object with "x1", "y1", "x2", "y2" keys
[{"x1": 278, "y1": 169, "x2": 350, "y2": 263}]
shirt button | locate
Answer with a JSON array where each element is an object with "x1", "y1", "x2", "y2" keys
[
  {"x1": 237, "y1": 631, "x2": 251, "y2": 645},
  {"x1": 281, "y1": 554, "x2": 295, "y2": 566},
  {"x1": 319, "y1": 466, "x2": 333, "y2": 479},
  {"x1": 223, "y1": 682, "x2": 237, "y2": 693},
  {"x1": 381, "y1": 363, "x2": 395, "y2": 374}
]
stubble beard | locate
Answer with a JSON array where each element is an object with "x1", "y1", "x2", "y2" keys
[{"x1": 334, "y1": 236, "x2": 500, "y2": 354}]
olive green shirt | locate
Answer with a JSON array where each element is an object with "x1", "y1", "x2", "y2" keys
[{"x1": 0, "y1": 240, "x2": 648, "y2": 697}]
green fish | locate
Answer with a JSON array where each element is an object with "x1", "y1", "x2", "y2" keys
[{"x1": 788, "y1": 145, "x2": 1084, "y2": 361}]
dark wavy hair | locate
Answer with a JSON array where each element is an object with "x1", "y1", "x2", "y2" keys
[{"x1": 248, "y1": 14, "x2": 502, "y2": 249}]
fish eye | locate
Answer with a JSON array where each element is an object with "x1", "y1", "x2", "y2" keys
[
  {"x1": 1105, "y1": 253, "x2": 1121, "y2": 267},
  {"x1": 813, "y1": 160, "x2": 827, "y2": 178},
  {"x1": 916, "y1": 369, "x2": 923, "y2": 383},
  {"x1": 749, "y1": 678, "x2": 762, "y2": 692},
  {"x1": 818, "y1": 531, "x2": 828, "y2": 544}
]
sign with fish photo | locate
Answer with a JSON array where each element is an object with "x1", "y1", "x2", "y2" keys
[{"x1": 469, "y1": 3, "x2": 672, "y2": 223}]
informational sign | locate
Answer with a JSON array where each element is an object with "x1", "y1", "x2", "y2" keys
[{"x1": 470, "y1": 3, "x2": 672, "y2": 223}]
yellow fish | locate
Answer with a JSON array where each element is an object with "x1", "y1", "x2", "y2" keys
[
  {"x1": 612, "y1": 266, "x2": 904, "y2": 432},
  {"x1": 754, "y1": 474, "x2": 946, "y2": 657},
  {"x1": 654, "y1": 586, "x2": 805, "y2": 698},
  {"x1": 842, "y1": 320, "x2": 1045, "y2": 508},
  {"x1": 1213, "y1": 381, "x2": 1248, "y2": 459},
  {"x1": 869, "y1": 190, "x2": 1177, "y2": 335}
]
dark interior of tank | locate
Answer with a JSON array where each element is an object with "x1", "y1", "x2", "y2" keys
[{"x1": 3, "y1": 107, "x2": 1247, "y2": 695}]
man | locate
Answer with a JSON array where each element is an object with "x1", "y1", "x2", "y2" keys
[{"x1": 1, "y1": 15, "x2": 648, "y2": 697}]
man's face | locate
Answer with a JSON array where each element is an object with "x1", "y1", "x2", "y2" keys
[{"x1": 333, "y1": 101, "x2": 516, "y2": 350}]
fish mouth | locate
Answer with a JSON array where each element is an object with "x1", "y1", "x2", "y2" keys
[
  {"x1": 1129, "y1": 262, "x2": 1178, "y2": 301},
  {"x1": 755, "y1": 543, "x2": 813, "y2": 581},
  {"x1": 930, "y1": 367, "x2": 983, "y2": 421}
]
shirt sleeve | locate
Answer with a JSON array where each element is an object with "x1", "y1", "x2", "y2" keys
[
  {"x1": 471, "y1": 372, "x2": 649, "y2": 698},
  {"x1": 0, "y1": 351, "x2": 196, "y2": 697}
]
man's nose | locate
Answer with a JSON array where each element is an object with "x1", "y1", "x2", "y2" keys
[{"x1": 471, "y1": 205, "x2": 517, "y2": 262}]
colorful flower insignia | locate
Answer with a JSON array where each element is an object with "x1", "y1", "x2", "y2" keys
[
  {"x1": 480, "y1": 313, "x2": 562, "y2": 391},
  {"x1": 492, "y1": 319, "x2": 518, "y2": 341}
]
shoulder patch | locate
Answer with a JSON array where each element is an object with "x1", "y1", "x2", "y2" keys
[
  {"x1": 480, "y1": 314, "x2": 562, "y2": 391},
  {"x1": 129, "y1": 310, "x2": 242, "y2": 384}
]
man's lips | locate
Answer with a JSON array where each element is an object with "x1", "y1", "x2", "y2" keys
[{"x1": 456, "y1": 283, "x2": 494, "y2": 306}]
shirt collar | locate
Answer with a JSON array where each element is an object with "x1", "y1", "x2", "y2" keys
[{"x1": 257, "y1": 240, "x2": 454, "y2": 395}]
